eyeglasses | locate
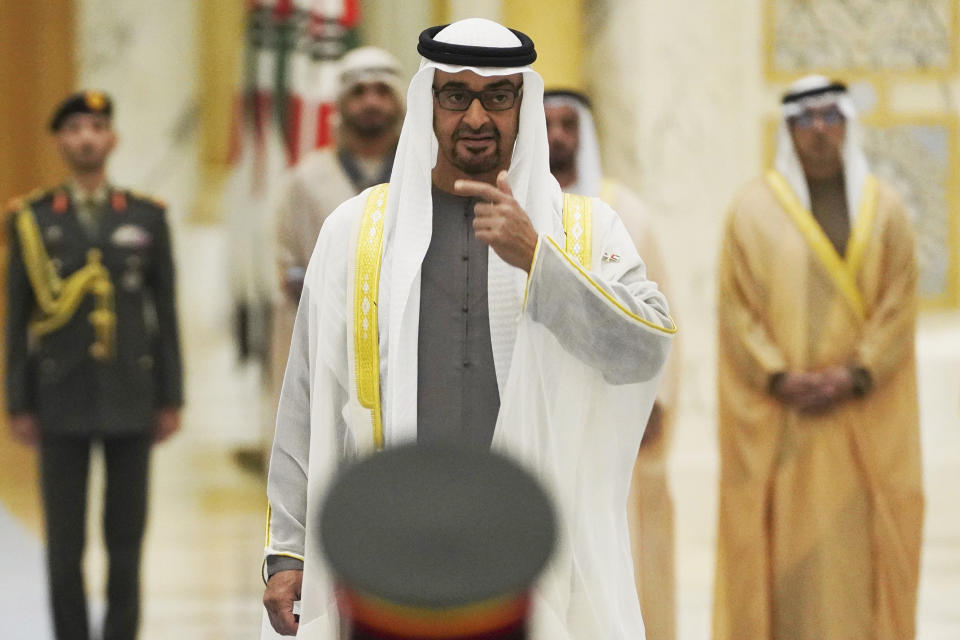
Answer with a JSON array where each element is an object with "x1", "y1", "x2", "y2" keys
[
  {"x1": 432, "y1": 85, "x2": 522, "y2": 111},
  {"x1": 789, "y1": 107, "x2": 844, "y2": 129}
]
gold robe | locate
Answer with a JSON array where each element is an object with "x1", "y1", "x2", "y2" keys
[
  {"x1": 713, "y1": 171, "x2": 924, "y2": 640},
  {"x1": 608, "y1": 180, "x2": 680, "y2": 640}
]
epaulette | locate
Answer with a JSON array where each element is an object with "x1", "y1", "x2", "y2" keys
[
  {"x1": 127, "y1": 189, "x2": 167, "y2": 210},
  {"x1": 5, "y1": 188, "x2": 46, "y2": 213}
]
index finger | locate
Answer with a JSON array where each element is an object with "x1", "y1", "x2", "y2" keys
[{"x1": 454, "y1": 179, "x2": 509, "y2": 203}]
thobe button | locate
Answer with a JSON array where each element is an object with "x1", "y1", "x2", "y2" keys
[
  {"x1": 461, "y1": 254, "x2": 469, "y2": 261},
  {"x1": 461, "y1": 304, "x2": 468, "y2": 312},
  {"x1": 463, "y1": 360, "x2": 471, "y2": 367}
]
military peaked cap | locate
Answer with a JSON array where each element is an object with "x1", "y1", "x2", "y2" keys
[
  {"x1": 320, "y1": 444, "x2": 556, "y2": 639},
  {"x1": 50, "y1": 90, "x2": 113, "y2": 131}
]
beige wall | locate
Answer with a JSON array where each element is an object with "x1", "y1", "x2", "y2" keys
[
  {"x1": 586, "y1": 0, "x2": 771, "y2": 436},
  {"x1": 359, "y1": 0, "x2": 436, "y2": 80},
  {"x1": 585, "y1": 0, "x2": 960, "y2": 430},
  {"x1": 0, "y1": 0, "x2": 76, "y2": 204},
  {"x1": 0, "y1": 0, "x2": 76, "y2": 534}
]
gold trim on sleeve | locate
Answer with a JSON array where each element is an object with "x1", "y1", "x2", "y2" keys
[
  {"x1": 522, "y1": 236, "x2": 543, "y2": 308},
  {"x1": 544, "y1": 236, "x2": 678, "y2": 334},
  {"x1": 264, "y1": 503, "x2": 271, "y2": 547},
  {"x1": 527, "y1": 193, "x2": 676, "y2": 334},
  {"x1": 354, "y1": 185, "x2": 389, "y2": 451}
]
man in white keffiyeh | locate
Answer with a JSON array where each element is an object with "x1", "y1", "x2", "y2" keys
[
  {"x1": 262, "y1": 19, "x2": 676, "y2": 640},
  {"x1": 544, "y1": 87, "x2": 681, "y2": 640},
  {"x1": 263, "y1": 46, "x2": 404, "y2": 473},
  {"x1": 714, "y1": 75, "x2": 923, "y2": 640}
]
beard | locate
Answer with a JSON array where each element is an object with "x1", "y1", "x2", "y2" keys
[
  {"x1": 448, "y1": 123, "x2": 504, "y2": 175},
  {"x1": 342, "y1": 108, "x2": 398, "y2": 139},
  {"x1": 803, "y1": 137, "x2": 842, "y2": 164},
  {"x1": 65, "y1": 145, "x2": 107, "y2": 173},
  {"x1": 548, "y1": 146, "x2": 575, "y2": 174}
]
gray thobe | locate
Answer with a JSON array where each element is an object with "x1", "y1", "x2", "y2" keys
[{"x1": 416, "y1": 186, "x2": 501, "y2": 449}]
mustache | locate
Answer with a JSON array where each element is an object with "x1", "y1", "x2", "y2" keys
[{"x1": 453, "y1": 124, "x2": 500, "y2": 141}]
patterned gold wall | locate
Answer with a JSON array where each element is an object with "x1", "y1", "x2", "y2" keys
[{"x1": 763, "y1": 0, "x2": 960, "y2": 308}]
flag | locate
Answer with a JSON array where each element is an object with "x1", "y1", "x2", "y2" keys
[{"x1": 222, "y1": 0, "x2": 360, "y2": 360}]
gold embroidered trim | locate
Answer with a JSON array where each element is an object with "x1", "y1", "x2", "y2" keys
[
  {"x1": 355, "y1": 188, "x2": 612, "y2": 449},
  {"x1": 264, "y1": 503, "x2": 271, "y2": 547},
  {"x1": 562, "y1": 192, "x2": 592, "y2": 268},
  {"x1": 354, "y1": 185, "x2": 389, "y2": 450},
  {"x1": 543, "y1": 236, "x2": 678, "y2": 334},
  {"x1": 16, "y1": 207, "x2": 116, "y2": 359},
  {"x1": 765, "y1": 170, "x2": 876, "y2": 321},
  {"x1": 522, "y1": 237, "x2": 543, "y2": 308}
]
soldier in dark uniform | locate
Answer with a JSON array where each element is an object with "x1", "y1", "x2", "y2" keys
[
  {"x1": 310, "y1": 445, "x2": 556, "y2": 640},
  {"x1": 5, "y1": 90, "x2": 183, "y2": 640}
]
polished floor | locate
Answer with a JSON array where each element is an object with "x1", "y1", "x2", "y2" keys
[
  {"x1": 0, "y1": 324, "x2": 267, "y2": 639},
  {"x1": 1, "y1": 224, "x2": 958, "y2": 639}
]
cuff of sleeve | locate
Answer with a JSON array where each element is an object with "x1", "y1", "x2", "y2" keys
[
  {"x1": 266, "y1": 554, "x2": 305, "y2": 580},
  {"x1": 7, "y1": 401, "x2": 30, "y2": 415},
  {"x1": 6, "y1": 391, "x2": 36, "y2": 415},
  {"x1": 768, "y1": 372, "x2": 786, "y2": 396},
  {"x1": 849, "y1": 366, "x2": 873, "y2": 397},
  {"x1": 158, "y1": 387, "x2": 184, "y2": 408},
  {"x1": 522, "y1": 235, "x2": 544, "y2": 307}
]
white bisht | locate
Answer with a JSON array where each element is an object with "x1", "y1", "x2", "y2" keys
[{"x1": 263, "y1": 18, "x2": 676, "y2": 640}]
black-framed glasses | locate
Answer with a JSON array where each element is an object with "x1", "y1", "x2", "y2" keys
[
  {"x1": 432, "y1": 85, "x2": 522, "y2": 111},
  {"x1": 789, "y1": 106, "x2": 844, "y2": 129}
]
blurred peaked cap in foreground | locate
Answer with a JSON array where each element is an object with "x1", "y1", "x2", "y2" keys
[{"x1": 320, "y1": 443, "x2": 556, "y2": 639}]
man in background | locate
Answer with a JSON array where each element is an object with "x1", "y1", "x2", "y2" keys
[
  {"x1": 272, "y1": 46, "x2": 404, "y2": 308},
  {"x1": 6, "y1": 90, "x2": 183, "y2": 640},
  {"x1": 250, "y1": 46, "x2": 404, "y2": 472},
  {"x1": 714, "y1": 76, "x2": 923, "y2": 640},
  {"x1": 545, "y1": 88, "x2": 679, "y2": 640}
]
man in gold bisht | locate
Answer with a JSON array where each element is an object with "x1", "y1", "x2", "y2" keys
[
  {"x1": 713, "y1": 75, "x2": 924, "y2": 640},
  {"x1": 544, "y1": 88, "x2": 679, "y2": 640}
]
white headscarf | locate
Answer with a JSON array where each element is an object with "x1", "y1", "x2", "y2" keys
[
  {"x1": 337, "y1": 45, "x2": 405, "y2": 106},
  {"x1": 774, "y1": 74, "x2": 870, "y2": 221},
  {"x1": 543, "y1": 92, "x2": 603, "y2": 197},
  {"x1": 379, "y1": 18, "x2": 564, "y2": 443}
]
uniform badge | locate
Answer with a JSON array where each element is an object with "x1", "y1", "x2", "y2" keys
[
  {"x1": 122, "y1": 269, "x2": 143, "y2": 291},
  {"x1": 601, "y1": 251, "x2": 621, "y2": 263},
  {"x1": 52, "y1": 191, "x2": 69, "y2": 213},
  {"x1": 44, "y1": 225, "x2": 65, "y2": 244},
  {"x1": 85, "y1": 91, "x2": 107, "y2": 111},
  {"x1": 111, "y1": 191, "x2": 127, "y2": 212},
  {"x1": 110, "y1": 224, "x2": 152, "y2": 249}
]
